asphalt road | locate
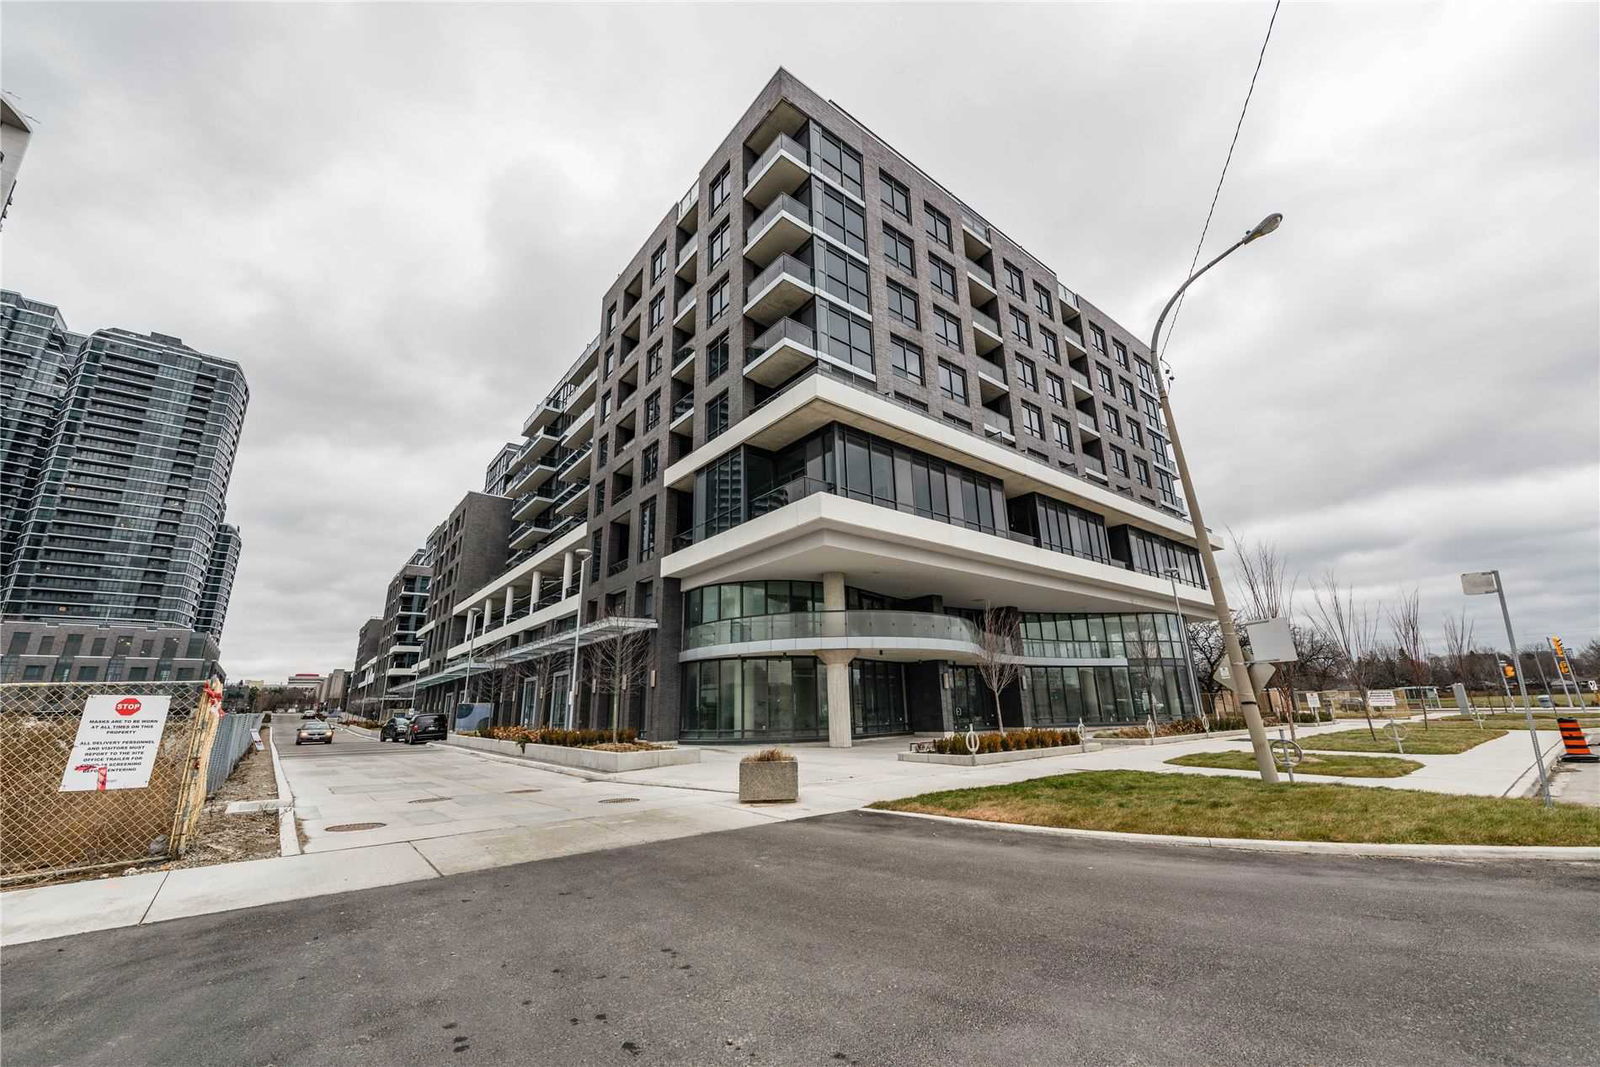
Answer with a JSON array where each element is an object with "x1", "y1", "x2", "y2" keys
[
  {"x1": 270, "y1": 717, "x2": 417, "y2": 762},
  {"x1": 3, "y1": 812, "x2": 1596, "y2": 1066}
]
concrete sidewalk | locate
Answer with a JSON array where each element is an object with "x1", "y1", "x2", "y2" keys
[{"x1": 0, "y1": 714, "x2": 1574, "y2": 946}]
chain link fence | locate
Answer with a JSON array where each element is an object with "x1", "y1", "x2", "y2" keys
[
  {"x1": 204, "y1": 711, "x2": 264, "y2": 797},
  {"x1": 1, "y1": 680, "x2": 219, "y2": 883}
]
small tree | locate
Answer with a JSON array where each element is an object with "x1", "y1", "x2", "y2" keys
[
  {"x1": 1310, "y1": 570, "x2": 1384, "y2": 739},
  {"x1": 587, "y1": 622, "x2": 655, "y2": 743},
  {"x1": 1387, "y1": 587, "x2": 1432, "y2": 728},
  {"x1": 975, "y1": 606, "x2": 1024, "y2": 734}
]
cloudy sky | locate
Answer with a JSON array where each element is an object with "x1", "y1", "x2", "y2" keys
[{"x1": 4, "y1": 2, "x2": 1595, "y2": 680}]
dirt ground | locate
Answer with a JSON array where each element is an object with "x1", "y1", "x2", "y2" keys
[{"x1": 165, "y1": 730, "x2": 280, "y2": 870}]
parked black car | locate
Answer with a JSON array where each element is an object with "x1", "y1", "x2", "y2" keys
[
  {"x1": 379, "y1": 715, "x2": 412, "y2": 742},
  {"x1": 403, "y1": 712, "x2": 448, "y2": 745}
]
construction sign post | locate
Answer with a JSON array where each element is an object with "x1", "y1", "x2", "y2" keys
[{"x1": 58, "y1": 694, "x2": 173, "y2": 792}]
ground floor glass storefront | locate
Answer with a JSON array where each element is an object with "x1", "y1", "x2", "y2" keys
[{"x1": 682, "y1": 657, "x2": 826, "y2": 742}]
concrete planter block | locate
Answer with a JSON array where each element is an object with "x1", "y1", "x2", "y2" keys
[
  {"x1": 898, "y1": 742, "x2": 1103, "y2": 766},
  {"x1": 739, "y1": 759, "x2": 798, "y2": 803},
  {"x1": 445, "y1": 734, "x2": 702, "y2": 773}
]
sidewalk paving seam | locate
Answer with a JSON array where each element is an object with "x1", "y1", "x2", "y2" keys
[
  {"x1": 406, "y1": 841, "x2": 446, "y2": 879},
  {"x1": 136, "y1": 871, "x2": 172, "y2": 926},
  {"x1": 266, "y1": 724, "x2": 299, "y2": 857}
]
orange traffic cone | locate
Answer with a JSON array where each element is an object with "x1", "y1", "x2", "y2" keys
[{"x1": 1556, "y1": 718, "x2": 1599, "y2": 763}]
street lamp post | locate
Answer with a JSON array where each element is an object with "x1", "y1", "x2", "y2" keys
[
  {"x1": 566, "y1": 547, "x2": 592, "y2": 730},
  {"x1": 1166, "y1": 569, "x2": 1208, "y2": 731},
  {"x1": 1463, "y1": 570, "x2": 1550, "y2": 806},
  {"x1": 1150, "y1": 213, "x2": 1284, "y2": 783}
]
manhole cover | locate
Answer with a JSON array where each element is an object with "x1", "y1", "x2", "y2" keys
[
  {"x1": 325, "y1": 822, "x2": 386, "y2": 832},
  {"x1": 506, "y1": 788, "x2": 543, "y2": 794},
  {"x1": 598, "y1": 798, "x2": 639, "y2": 805},
  {"x1": 408, "y1": 797, "x2": 450, "y2": 804}
]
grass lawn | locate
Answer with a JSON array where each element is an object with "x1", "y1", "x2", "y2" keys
[
  {"x1": 1301, "y1": 723, "x2": 1505, "y2": 755},
  {"x1": 1166, "y1": 750, "x2": 1423, "y2": 778},
  {"x1": 1443, "y1": 713, "x2": 1600, "y2": 730},
  {"x1": 870, "y1": 770, "x2": 1600, "y2": 846}
]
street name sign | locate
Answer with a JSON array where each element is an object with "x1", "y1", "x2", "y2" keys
[
  {"x1": 1461, "y1": 571, "x2": 1500, "y2": 595},
  {"x1": 58, "y1": 694, "x2": 172, "y2": 791}
]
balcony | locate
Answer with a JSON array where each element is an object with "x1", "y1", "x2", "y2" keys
[
  {"x1": 507, "y1": 455, "x2": 558, "y2": 495},
  {"x1": 744, "y1": 317, "x2": 818, "y2": 387},
  {"x1": 673, "y1": 292, "x2": 697, "y2": 332},
  {"x1": 966, "y1": 260, "x2": 996, "y2": 304},
  {"x1": 554, "y1": 480, "x2": 591, "y2": 519},
  {"x1": 520, "y1": 396, "x2": 564, "y2": 438},
  {"x1": 961, "y1": 214, "x2": 993, "y2": 259},
  {"x1": 1069, "y1": 368, "x2": 1093, "y2": 396},
  {"x1": 1057, "y1": 282, "x2": 1081, "y2": 320},
  {"x1": 511, "y1": 492, "x2": 545, "y2": 522},
  {"x1": 671, "y1": 345, "x2": 695, "y2": 382},
  {"x1": 743, "y1": 194, "x2": 812, "y2": 267},
  {"x1": 606, "y1": 558, "x2": 630, "y2": 578},
  {"x1": 1081, "y1": 455, "x2": 1108, "y2": 481},
  {"x1": 744, "y1": 133, "x2": 809, "y2": 208},
  {"x1": 682, "y1": 609, "x2": 983, "y2": 658},
  {"x1": 557, "y1": 442, "x2": 593, "y2": 480},
  {"x1": 676, "y1": 237, "x2": 699, "y2": 281},
  {"x1": 1076, "y1": 411, "x2": 1101, "y2": 438},
  {"x1": 981, "y1": 411, "x2": 1014, "y2": 441},
  {"x1": 670, "y1": 394, "x2": 695, "y2": 429},
  {"x1": 971, "y1": 309, "x2": 1004, "y2": 355},
  {"x1": 1061, "y1": 324, "x2": 1088, "y2": 357},
  {"x1": 677, "y1": 181, "x2": 700, "y2": 232},
  {"x1": 565, "y1": 398, "x2": 596, "y2": 439},
  {"x1": 743, "y1": 253, "x2": 814, "y2": 325},
  {"x1": 975, "y1": 360, "x2": 1008, "y2": 403}
]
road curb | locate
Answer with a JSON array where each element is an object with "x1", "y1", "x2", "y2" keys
[
  {"x1": 265, "y1": 725, "x2": 299, "y2": 858},
  {"x1": 861, "y1": 807, "x2": 1600, "y2": 861}
]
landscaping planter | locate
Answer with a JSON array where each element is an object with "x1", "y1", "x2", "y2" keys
[
  {"x1": 898, "y1": 742, "x2": 1103, "y2": 766},
  {"x1": 739, "y1": 759, "x2": 798, "y2": 802},
  {"x1": 1092, "y1": 729, "x2": 1253, "y2": 748},
  {"x1": 340, "y1": 724, "x2": 380, "y2": 740},
  {"x1": 445, "y1": 733, "x2": 701, "y2": 772}
]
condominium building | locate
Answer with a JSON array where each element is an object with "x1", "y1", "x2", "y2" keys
[
  {"x1": 397, "y1": 69, "x2": 1211, "y2": 744},
  {"x1": 346, "y1": 549, "x2": 434, "y2": 718},
  {"x1": 0, "y1": 290, "x2": 248, "y2": 682}
]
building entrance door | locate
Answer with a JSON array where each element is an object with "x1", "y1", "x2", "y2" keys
[{"x1": 851, "y1": 660, "x2": 908, "y2": 737}]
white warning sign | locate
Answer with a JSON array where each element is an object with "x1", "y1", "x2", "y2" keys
[{"x1": 59, "y1": 695, "x2": 173, "y2": 791}]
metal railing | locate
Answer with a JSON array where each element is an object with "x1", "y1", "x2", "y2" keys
[
  {"x1": 749, "y1": 253, "x2": 811, "y2": 298},
  {"x1": 746, "y1": 317, "x2": 816, "y2": 364},
  {"x1": 204, "y1": 712, "x2": 264, "y2": 796},
  {"x1": 751, "y1": 475, "x2": 834, "y2": 517},
  {"x1": 747, "y1": 133, "x2": 808, "y2": 188},
  {"x1": 684, "y1": 609, "x2": 981, "y2": 650},
  {"x1": 556, "y1": 443, "x2": 591, "y2": 474},
  {"x1": 671, "y1": 395, "x2": 695, "y2": 420}
]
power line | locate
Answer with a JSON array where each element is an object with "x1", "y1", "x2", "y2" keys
[{"x1": 1160, "y1": 0, "x2": 1283, "y2": 373}]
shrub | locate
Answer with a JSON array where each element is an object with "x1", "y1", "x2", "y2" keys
[
  {"x1": 483, "y1": 725, "x2": 641, "y2": 751},
  {"x1": 1104, "y1": 718, "x2": 1208, "y2": 739},
  {"x1": 344, "y1": 717, "x2": 382, "y2": 730},
  {"x1": 929, "y1": 728, "x2": 1080, "y2": 755},
  {"x1": 742, "y1": 747, "x2": 794, "y2": 763}
]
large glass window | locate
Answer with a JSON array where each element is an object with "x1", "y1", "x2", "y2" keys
[
  {"x1": 817, "y1": 184, "x2": 867, "y2": 255},
  {"x1": 880, "y1": 172, "x2": 910, "y2": 220},
  {"x1": 816, "y1": 300, "x2": 874, "y2": 372},
  {"x1": 890, "y1": 336, "x2": 923, "y2": 384},
  {"x1": 814, "y1": 126, "x2": 863, "y2": 198},
  {"x1": 684, "y1": 580, "x2": 824, "y2": 626},
  {"x1": 681, "y1": 656, "x2": 825, "y2": 741},
  {"x1": 883, "y1": 224, "x2": 916, "y2": 275},
  {"x1": 817, "y1": 240, "x2": 870, "y2": 311},
  {"x1": 886, "y1": 280, "x2": 919, "y2": 328},
  {"x1": 938, "y1": 360, "x2": 967, "y2": 404},
  {"x1": 929, "y1": 255, "x2": 958, "y2": 301},
  {"x1": 924, "y1": 204, "x2": 952, "y2": 250}
]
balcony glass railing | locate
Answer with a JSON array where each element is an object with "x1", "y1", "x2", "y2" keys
[
  {"x1": 747, "y1": 133, "x2": 809, "y2": 186},
  {"x1": 981, "y1": 412, "x2": 1013, "y2": 437},
  {"x1": 966, "y1": 261, "x2": 995, "y2": 288},
  {"x1": 684, "y1": 609, "x2": 982, "y2": 650},
  {"x1": 961, "y1": 214, "x2": 991, "y2": 243},
  {"x1": 677, "y1": 182, "x2": 699, "y2": 221},
  {"x1": 749, "y1": 193, "x2": 811, "y2": 239},
  {"x1": 1070, "y1": 369, "x2": 1092, "y2": 392},
  {"x1": 746, "y1": 317, "x2": 816, "y2": 364},
  {"x1": 671, "y1": 395, "x2": 695, "y2": 420},
  {"x1": 1056, "y1": 282, "x2": 1080, "y2": 313},
  {"x1": 972, "y1": 309, "x2": 1001, "y2": 336},
  {"x1": 749, "y1": 253, "x2": 811, "y2": 297},
  {"x1": 1082, "y1": 455, "x2": 1107, "y2": 476},
  {"x1": 677, "y1": 237, "x2": 698, "y2": 268},
  {"x1": 1077, "y1": 411, "x2": 1099, "y2": 434},
  {"x1": 1063, "y1": 324, "x2": 1086, "y2": 349},
  {"x1": 556, "y1": 443, "x2": 591, "y2": 473}
]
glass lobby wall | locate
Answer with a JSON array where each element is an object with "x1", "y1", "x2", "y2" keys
[{"x1": 681, "y1": 656, "x2": 825, "y2": 741}]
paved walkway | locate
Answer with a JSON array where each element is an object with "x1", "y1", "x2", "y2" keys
[{"x1": 0, "y1": 714, "x2": 1571, "y2": 945}]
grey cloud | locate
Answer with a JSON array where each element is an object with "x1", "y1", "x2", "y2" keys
[{"x1": 2, "y1": 1, "x2": 1594, "y2": 679}]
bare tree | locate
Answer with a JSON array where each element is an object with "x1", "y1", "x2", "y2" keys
[
  {"x1": 1229, "y1": 529, "x2": 1303, "y2": 730},
  {"x1": 1310, "y1": 570, "x2": 1384, "y2": 739},
  {"x1": 586, "y1": 622, "x2": 655, "y2": 743},
  {"x1": 1387, "y1": 587, "x2": 1432, "y2": 728},
  {"x1": 1440, "y1": 609, "x2": 1476, "y2": 688},
  {"x1": 975, "y1": 606, "x2": 1024, "y2": 734}
]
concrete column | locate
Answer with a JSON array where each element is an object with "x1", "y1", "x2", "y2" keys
[
  {"x1": 530, "y1": 572, "x2": 543, "y2": 611},
  {"x1": 503, "y1": 584, "x2": 515, "y2": 622},
  {"x1": 562, "y1": 552, "x2": 574, "y2": 597},
  {"x1": 817, "y1": 649, "x2": 855, "y2": 748},
  {"x1": 821, "y1": 571, "x2": 847, "y2": 639}
]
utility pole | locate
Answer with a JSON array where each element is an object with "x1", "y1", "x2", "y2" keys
[{"x1": 1462, "y1": 571, "x2": 1550, "y2": 806}]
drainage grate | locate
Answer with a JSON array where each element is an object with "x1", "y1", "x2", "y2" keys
[
  {"x1": 598, "y1": 798, "x2": 640, "y2": 805},
  {"x1": 325, "y1": 822, "x2": 386, "y2": 832}
]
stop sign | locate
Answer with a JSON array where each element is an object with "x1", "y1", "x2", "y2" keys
[{"x1": 115, "y1": 697, "x2": 142, "y2": 716}]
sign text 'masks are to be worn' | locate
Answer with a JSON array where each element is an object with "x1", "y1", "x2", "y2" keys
[{"x1": 57, "y1": 695, "x2": 173, "y2": 792}]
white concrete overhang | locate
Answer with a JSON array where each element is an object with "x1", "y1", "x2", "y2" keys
[
  {"x1": 660, "y1": 492, "x2": 1217, "y2": 618},
  {"x1": 451, "y1": 523, "x2": 585, "y2": 616},
  {"x1": 445, "y1": 594, "x2": 579, "y2": 661},
  {"x1": 662, "y1": 373, "x2": 1216, "y2": 548}
]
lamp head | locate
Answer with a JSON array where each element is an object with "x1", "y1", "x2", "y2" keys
[
  {"x1": 1245, "y1": 213, "x2": 1283, "y2": 242},
  {"x1": 575, "y1": 547, "x2": 592, "y2": 559}
]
